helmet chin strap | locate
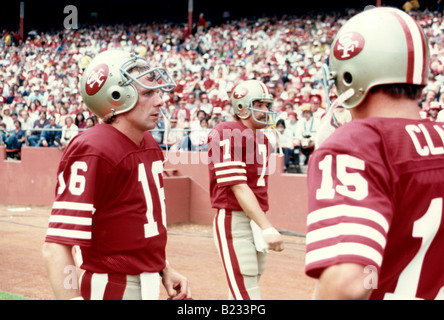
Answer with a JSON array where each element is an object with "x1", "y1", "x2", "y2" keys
[
  {"x1": 321, "y1": 64, "x2": 338, "y2": 127},
  {"x1": 315, "y1": 87, "x2": 355, "y2": 148},
  {"x1": 315, "y1": 63, "x2": 356, "y2": 148},
  {"x1": 160, "y1": 108, "x2": 169, "y2": 165}
]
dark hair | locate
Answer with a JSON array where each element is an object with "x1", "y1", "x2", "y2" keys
[
  {"x1": 86, "y1": 117, "x2": 95, "y2": 125},
  {"x1": 276, "y1": 118, "x2": 286, "y2": 128},
  {"x1": 196, "y1": 110, "x2": 207, "y2": 118},
  {"x1": 370, "y1": 84, "x2": 425, "y2": 100},
  {"x1": 104, "y1": 115, "x2": 116, "y2": 124}
]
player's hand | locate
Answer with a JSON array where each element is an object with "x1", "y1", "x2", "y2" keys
[
  {"x1": 263, "y1": 227, "x2": 284, "y2": 252},
  {"x1": 161, "y1": 264, "x2": 192, "y2": 300}
]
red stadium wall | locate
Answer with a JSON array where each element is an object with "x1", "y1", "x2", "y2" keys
[{"x1": 0, "y1": 146, "x2": 308, "y2": 234}]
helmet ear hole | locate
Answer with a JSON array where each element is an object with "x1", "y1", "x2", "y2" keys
[
  {"x1": 112, "y1": 91, "x2": 121, "y2": 100},
  {"x1": 343, "y1": 72, "x2": 353, "y2": 85}
]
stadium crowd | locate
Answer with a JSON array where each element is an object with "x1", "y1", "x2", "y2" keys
[{"x1": 0, "y1": 5, "x2": 444, "y2": 170}]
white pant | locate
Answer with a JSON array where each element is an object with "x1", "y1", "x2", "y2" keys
[
  {"x1": 79, "y1": 270, "x2": 160, "y2": 300},
  {"x1": 213, "y1": 209, "x2": 267, "y2": 300}
]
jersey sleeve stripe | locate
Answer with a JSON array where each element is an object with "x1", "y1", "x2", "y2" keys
[
  {"x1": 214, "y1": 161, "x2": 246, "y2": 168},
  {"x1": 52, "y1": 201, "x2": 96, "y2": 212},
  {"x1": 307, "y1": 204, "x2": 389, "y2": 233},
  {"x1": 48, "y1": 201, "x2": 94, "y2": 243},
  {"x1": 46, "y1": 228, "x2": 92, "y2": 240},
  {"x1": 217, "y1": 176, "x2": 248, "y2": 184},
  {"x1": 306, "y1": 222, "x2": 387, "y2": 249},
  {"x1": 215, "y1": 168, "x2": 247, "y2": 176},
  {"x1": 305, "y1": 242, "x2": 383, "y2": 269},
  {"x1": 49, "y1": 215, "x2": 92, "y2": 226}
]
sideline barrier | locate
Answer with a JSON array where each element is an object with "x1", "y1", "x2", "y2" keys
[{"x1": 0, "y1": 146, "x2": 308, "y2": 234}]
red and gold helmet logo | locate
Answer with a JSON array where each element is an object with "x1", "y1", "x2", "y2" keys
[
  {"x1": 333, "y1": 32, "x2": 365, "y2": 60},
  {"x1": 232, "y1": 86, "x2": 248, "y2": 99},
  {"x1": 85, "y1": 64, "x2": 109, "y2": 95}
]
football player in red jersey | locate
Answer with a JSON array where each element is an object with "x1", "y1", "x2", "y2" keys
[
  {"x1": 208, "y1": 79, "x2": 284, "y2": 300},
  {"x1": 42, "y1": 50, "x2": 191, "y2": 300},
  {"x1": 305, "y1": 7, "x2": 444, "y2": 300}
]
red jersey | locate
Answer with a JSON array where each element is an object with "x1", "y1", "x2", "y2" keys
[
  {"x1": 305, "y1": 117, "x2": 444, "y2": 300},
  {"x1": 45, "y1": 123, "x2": 167, "y2": 275},
  {"x1": 208, "y1": 120, "x2": 271, "y2": 212}
]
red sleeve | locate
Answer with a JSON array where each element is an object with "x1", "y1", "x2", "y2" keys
[
  {"x1": 45, "y1": 151, "x2": 104, "y2": 247},
  {"x1": 305, "y1": 122, "x2": 392, "y2": 278}
]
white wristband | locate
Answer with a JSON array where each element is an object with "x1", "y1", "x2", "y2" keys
[
  {"x1": 70, "y1": 296, "x2": 84, "y2": 300},
  {"x1": 262, "y1": 227, "x2": 280, "y2": 237}
]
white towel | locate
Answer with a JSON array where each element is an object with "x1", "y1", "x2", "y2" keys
[{"x1": 250, "y1": 220, "x2": 268, "y2": 253}]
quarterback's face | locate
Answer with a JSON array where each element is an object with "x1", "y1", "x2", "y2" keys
[
  {"x1": 131, "y1": 75, "x2": 165, "y2": 131},
  {"x1": 250, "y1": 100, "x2": 271, "y2": 129}
]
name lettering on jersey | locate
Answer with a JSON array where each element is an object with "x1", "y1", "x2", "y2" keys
[
  {"x1": 85, "y1": 64, "x2": 109, "y2": 95},
  {"x1": 405, "y1": 123, "x2": 444, "y2": 156}
]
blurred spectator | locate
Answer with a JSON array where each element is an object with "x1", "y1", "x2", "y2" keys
[
  {"x1": 0, "y1": 123, "x2": 7, "y2": 146},
  {"x1": 163, "y1": 117, "x2": 185, "y2": 151},
  {"x1": 221, "y1": 101, "x2": 234, "y2": 122},
  {"x1": 27, "y1": 86, "x2": 44, "y2": 104},
  {"x1": 310, "y1": 94, "x2": 325, "y2": 119},
  {"x1": 37, "y1": 116, "x2": 62, "y2": 148},
  {"x1": 197, "y1": 13, "x2": 207, "y2": 33},
  {"x1": 283, "y1": 111, "x2": 300, "y2": 166},
  {"x1": 421, "y1": 87, "x2": 438, "y2": 117},
  {"x1": 201, "y1": 70, "x2": 216, "y2": 93},
  {"x1": 285, "y1": 111, "x2": 298, "y2": 135},
  {"x1": 294, "y1": 104, "x2": 320, "y2": 166},
  {"x1": 190, "y1": 118, "x2": 210, "y2": 151},
  {"x1": 75, "y1": 112, "x2": 87, "y2": 129},
  {"x1": 173, "y1": 98, "x2": 191, "y2": 124},
  {"x1": 185, "y1": 92, "x2": 198, "y2": 112},
  {"x1": 85, "y1": 116, "x2": 96, "y2": 129},
  {"x1": 58, "y1": 116, "x2": 78, "y2": 150},
  {"x1": 4, "y1": 119, "x2": 25, "y2": 159},
  {"x1": 28, "y1": 111, "x2": 50, "y2": 147},
  {"x1": 199, "y1": 93, "x2": 213, "y2": 115},
  {"x1": 275, "y1": 119, "x2": 296, "y2": 172},
  {"x1": 10, "y1": 92, "x2": 27, "y2": 110},
  {"x1": 179, "y1": 120, "x2": 192, "y2": 151},
  {"x1": 1, "y1": 105, "x2": 14, "y2": 131},
  {"x1": 57, "y1": 106, "x2": 70, "y2": 126},
  {"x1": 151, "y1": 119, "x2": 165, "y2": 146},
  {"x1": 279, "y1": 102, "x2": 295, "y2": 121},
  {"x1": 428, "y1": 101, "x2": 442, "y2": 121},
  {"x1": 19, "y1": 109, "x2": 34, "y2": 136},
  {"x1": 91, "y1": 115, "x2": 100, "y2": 126},
  {"x1": 209, "y1": 107, "x2": 223, "y2": 128},
  {"x1": 190, "y1": 109, "x2": 207, "y2": 130}
]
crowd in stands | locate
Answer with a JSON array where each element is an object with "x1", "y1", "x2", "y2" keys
[{"x1": 1, "y1": 5, "x2": 444, "y2": 170}]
